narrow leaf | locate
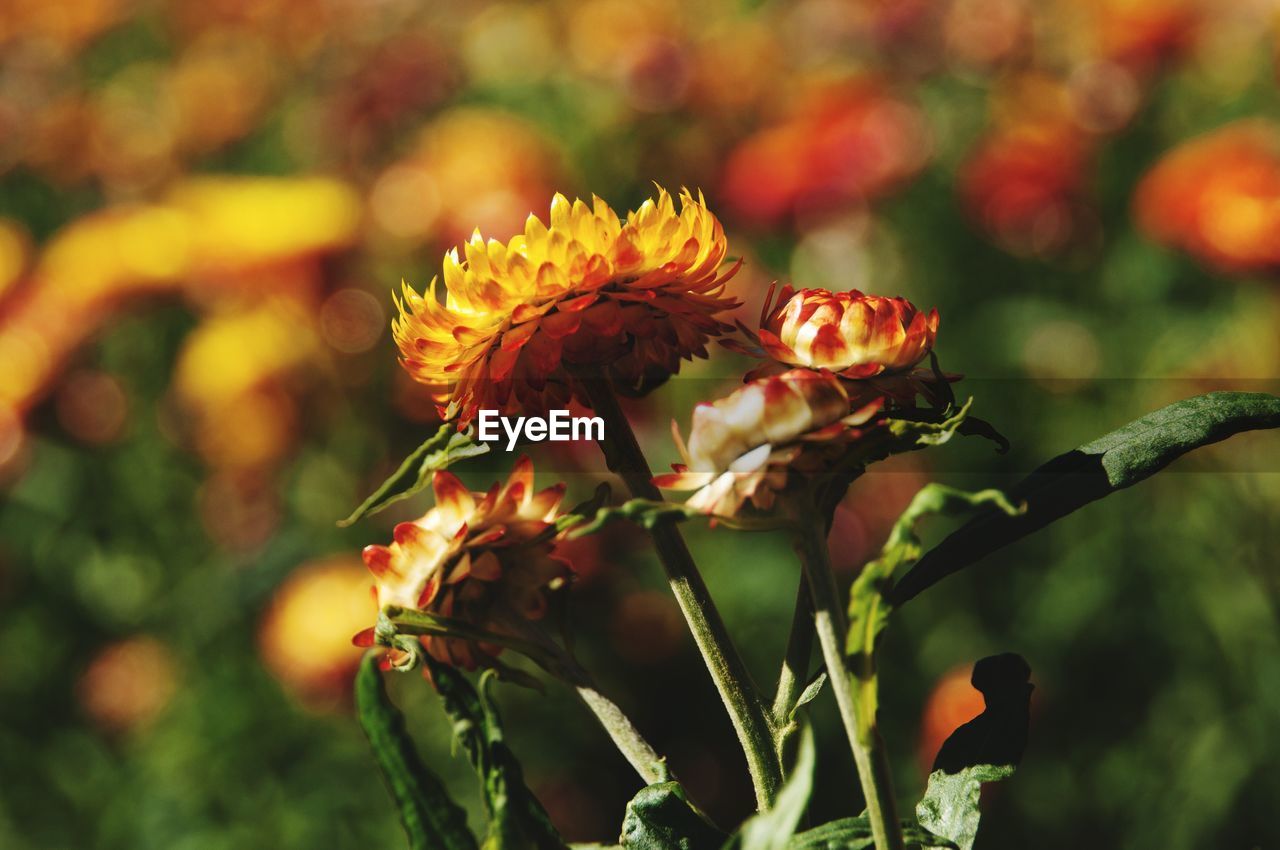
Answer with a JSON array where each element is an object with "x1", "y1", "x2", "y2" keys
[
  {"x1": 341, "y1": 424, "x2": 489, "y2": 526},
  {"x1": 848, "y1": 486, "x2": 1020, "y2": 668},
  {"x1": 354, "y1": 654, "x2": 478, "y2": 850},
  {"x1": 889, "y1": 391, "x2": 1280, "y2": 605},
  {"x1": 791, "y1": 673, "x2": 827, "y2": 720},
  {"x1": 726, "y1": 726, "x2": 816, "y2": 850},
  {"x1": 429, "y1": 662, "x2": 567, "y2": 850}
]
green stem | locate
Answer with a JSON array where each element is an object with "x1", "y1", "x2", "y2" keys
[
  {"x1": 391, "y1": 607, "x2": 669, "y2": 788},
  {"x1": 771, "y1": 574, "x2": 813, "y2": 761},
  {"x1": 574, "y1": 681, "x2": 668, "y2": 787},
  {"x1": 792, "y1": 520, "x2": 904, "y2": 850},
  {"x1": 579, "y1": 375, "x2": 783, "y2": 810}
]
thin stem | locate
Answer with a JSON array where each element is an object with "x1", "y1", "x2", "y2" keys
[
  {"x1": 792, "y1": 520, "x2": 904, "y2": 850},
  {"x1": 466, "y1": 609, "x2": 672, "y2": 789},
  {"x1": 573, "y1": 683, "x2": 667, "y2": 786},
  {"x1": 770, "y1": 574, "x2": 813, "y2": 761},
  {"x1": 578, "y1": 375, "x2": 783, "y2": 810}
]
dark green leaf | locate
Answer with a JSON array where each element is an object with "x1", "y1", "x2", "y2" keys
[
  {"x1": 724, "y1": 727, "x2": 815, "y2": 850},
  {"x1": 787, "y1": 818, "x2": 956, "y2": 849},
  {"x1": 341, "y1": 424, "x2": 489, "y2": 526},
  {"x1": 890, "y1": 392, "x2": 1280, "y2": 605},
  {"x1": 354, "y1": 654, "x2": 478, "y2": 850},
  {"x1": 620, "y1": 783, "x2": 727, "y2": 850},
  {"x1": 429, "y1": 662, "x2": 567, "y2": 850}
]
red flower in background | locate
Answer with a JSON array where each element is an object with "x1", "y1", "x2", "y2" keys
[
  {"x1": 959, "y1": 121, "x2": 1092, "y2": 257},
  {"x1": 720, "y1": 78, "x2": 929, "y2": 228}
]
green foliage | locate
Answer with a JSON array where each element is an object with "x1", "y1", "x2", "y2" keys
[
  {"x1": 354, "y1": 654, "x2": 478, "y2": 850},
  {"x1": 787, "y1": 819, "x2": 955, "y2": 850},
  {"x1": 619, "y1": 783, "x2": 727, "y2": 850},
  {"x1": 725, "y1": 727, "x2": 815, "y2": 850},
  {"x1": 915, "y1": 766, "x2": 1013, "y2": 850},
  {"x1": 848, "y1": 486, "x2": 1021, "y2": 666},
  {"x1": 428, "y1": 662, "x2": 568, "y2": 850},
  {"x1": 890, "y1": 392, "x2": 1280, "y2": 605},
  {"x1": 845, "y1": 487, "x2": 1021, "y2": 739},
  {"x1": 341, "y1": 424, "x2": 489, "y2": 525},
  {"x1": 915, "y1": 654, "x2": 1032, "y2": 850}
]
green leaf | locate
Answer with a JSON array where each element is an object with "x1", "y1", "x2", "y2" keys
[
  {"x1": 790, "y1": 673, "x2": 827, "y2": 720},
  {"x1": 354, "y1": 654, "x2": 479, "y2": 850},
  {"x1": 916, "y1": 768, "x2": 1009, "y2": 850},
  {"x1": 564, "y1": 498, "x2": 702, "y2": 539},
  {"x1": 341, "y1": 424, "x2": 489, "y2": 526},
  {"x1": 889, "y1": 391, "x2": 1280, "y2": 605},
  {"x1": 787, "y1": 818, "x2": 956, "y2": 849},
  {"x1": 429, "y1": 662, "x2": 567, "y2": 850},
  {"x1": 725, "y1": 726, "x2": 816, "y2": 850},
  {"x1": 915, "y1": 654, "x2": 1032, "y2": 850},
  {"x1": 848, "y1": 486, "x2": 1020, "y2": 663},
  {"x1": 620, "y1": 783, "x2": 727, "y2": 850}
]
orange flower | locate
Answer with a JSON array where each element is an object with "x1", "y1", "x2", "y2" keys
[
  {"x1": 654, "y1": 369, "x2": 884, "y2": 516},
  {"x1": 392, "y1": 188, "x2": 741, "y2": 424},
  {"x1": 735, "y1": 284, "x2": 938, "y2": 379},
  {"x1": 1134, "y1": 120, "x2": 1280, "y2": 274},
  {"x1": 353, "y1": 457, "x2": 570, "y2": 669}
]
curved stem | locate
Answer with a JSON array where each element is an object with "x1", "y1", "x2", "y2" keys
[
  {"x1": 579, "y1": 375, "x2": 783, "y2": 810},
  {"x1": 792, "y1": 519, "x2": 904, "y2": 850}
]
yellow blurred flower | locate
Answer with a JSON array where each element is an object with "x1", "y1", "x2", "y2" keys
[
  {"x1": 393, "y1": 187, "x2": 740, "y2": 423},
  {"x1": 369, "y1": 108, "x2": 562, "y2": 246},
  {"x1": 173, "y1": 299, "x2": 320, "y2": 469},
  {"x1": 736, "y1": 284, "x2": 939, "y2": 379},
  {"x1": 0, "y1": 176, "x2": 358, "y2": 423},
  {"x1": 259, "y1": 555, "x2": 376, "y2": 704},
  {"x1": 654, "y1": 368, "x2": 884, "y2": 516},
  {"x1": 355, "y1": 457, "x2": 571, "y2": 670},
  {"x1": 0, "y1": 219, "x2": 30, "y2": 302}
]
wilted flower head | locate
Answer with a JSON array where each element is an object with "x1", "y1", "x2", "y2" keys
[
  {"x1": 732, "y1": 284, "x2": 938, "y2": 379},
  {"x1": 393, "y1": 187, "x2": 741, "y2": 424},
  {"x1": 654, "y1": 369, "x2": 884, "y2": 517},
  {"x1": 354, "y1": 457, "x2": 570, "y2": 669}
]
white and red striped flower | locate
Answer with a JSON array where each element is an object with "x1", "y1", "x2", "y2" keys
[
  {"x1": 654, "y1": 369, "x2": 885, "y2": 517},
  {"x1": 748, "y1": 285, "x2": 939, "y2": 378}
]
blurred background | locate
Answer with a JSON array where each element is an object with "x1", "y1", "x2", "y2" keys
[{"x1": 2, "y1": 0, "x2": 1280, "y2": 847}]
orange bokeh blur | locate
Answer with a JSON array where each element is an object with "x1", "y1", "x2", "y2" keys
[{"x1": 1135, "y1": 120, "x2": 1280, "y2": 274}]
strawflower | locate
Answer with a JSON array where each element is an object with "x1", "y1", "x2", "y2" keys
[
  {"x1": 727, "y1": 284, "x2": 938, "y2": 380},
  {"x1": 353, "y1": 457, "x2": 570, "y2": 670},
  {"x1": 654, "y1": 368, "x2": 885, "y2": 517},
  {"x1": 393, "y1": 187, "x2": 741, "y2": 423}
]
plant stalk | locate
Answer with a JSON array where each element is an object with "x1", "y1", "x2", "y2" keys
[
  {"x1": 793, "y1": 520, "x2": 904, "y2": 850},
  {"x1": 579, "y1": 375, "x2": 783, "y2": 809},
  {"x1": 573, "y1": 683, "x2": 667, "y2": 786},
  {"x1": 771, "y1": 574, "x2": 814, "y2": 761}
]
